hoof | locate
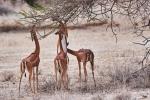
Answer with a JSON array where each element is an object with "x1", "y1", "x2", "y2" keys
[
  {"x1": 83, "y1": 80, "x2": 87, "y2": 82},
  {"x1": 76, "y1": 79, "x2": 81, "y2": 83}
]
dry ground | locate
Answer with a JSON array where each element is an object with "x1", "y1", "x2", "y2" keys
[{"x1": 0, "y1": 26, "x2": 150, "y2": 100}]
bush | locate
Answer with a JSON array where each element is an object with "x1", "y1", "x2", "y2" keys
[
  {"x1": 39, "y1": 75, "x2": 56, "y2": 94},
  {"x1": 114, "y1": 92, "x2": 131, "y2": 100},
  {"x1": 0, "y1": 71, "x2": 16, "y2": 82}
]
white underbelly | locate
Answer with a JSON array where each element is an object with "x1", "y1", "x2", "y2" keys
[{"x1": 61, "y1": 35, "x2": 67, "y2": 53}]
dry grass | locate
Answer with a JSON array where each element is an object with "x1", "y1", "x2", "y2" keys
[
  {"x1": 114, "y1": 92, "x2": 131, "y2": 100},
  {"x1": 0, "y1": 71, "x2": 16, "y2": 82},
  {"x1": 94, "y1": 51, "x2": 150, "y2": 92},
  {"x1": 91, "y1": 95, "x2": 103, "y2": 100},
  {"x1": 126, "y1": 64, "x2": 150, "y2": 88},
  {"x1": 0, "y1": 24, "x2": 150, "y2": 99},
  {"x1": 0, "y1": 5, "x2": 15, "y2": 15},
  {"x1": 0, "y1": 20, "x2": 27, "y2": 32},
  {"x1": 0, "y1": 20, "x2": 108, "y2": 32},
  {"x1": 39, "y1": 75, "x2": 56, "y2": 94},
  {"x1": 68, "y1": 20, "x2": 108, "y2": 30},
  {"x1": 95, "y1": 52, "x2": 150, "y2": 91}
]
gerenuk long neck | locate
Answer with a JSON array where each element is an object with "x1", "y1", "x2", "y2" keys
[
  {"x1": 67, "y1": 48, "x2": 77, "y2": 56},
  {"x1": 34, "y1": 32, "x2": 40, "y2": 55},
  {"x1": 58, "y1": 33, "x2": 64, "y2": 52}
]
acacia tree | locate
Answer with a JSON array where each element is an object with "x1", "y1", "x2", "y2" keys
[
  {"x1": 23, "y1": 0, "x2": 150, "y2": 65},
  {"x1": 22, "y1": 0, "x2": 150, "y2": 33}
]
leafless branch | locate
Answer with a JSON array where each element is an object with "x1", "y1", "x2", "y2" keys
[{"x1": 20, "y1": 0, "x2": 150, "y2": 40}]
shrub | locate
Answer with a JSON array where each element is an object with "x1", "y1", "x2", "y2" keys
[{"x1": 0, "y1": 71, "x2": 16, "y2": 82}]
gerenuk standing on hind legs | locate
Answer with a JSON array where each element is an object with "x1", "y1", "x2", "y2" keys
[
  {"x1": 19, "y1": 25, "x2": 40, "y2": 94},
  {"x1": 54, "y1": 20, "x2": 69, "y2": 90}
]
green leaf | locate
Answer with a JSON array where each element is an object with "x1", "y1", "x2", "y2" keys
[
  {"x1": 19, "y1": 10, "x2": 28, "y2": 17},
  {"x1": 24, "y1": 0, "x2": 44, "y2": 11},
  {"x1": 32, "y1": 3, "x2": 45, "y2": 11},
  {"x1": 24, "y1": 0, "x2": 36, "y2": 7}
]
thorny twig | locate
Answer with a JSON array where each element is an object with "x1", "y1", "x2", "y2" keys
[{"x1": 21, "y1": 0, "x2": 150, "y2": 40}]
